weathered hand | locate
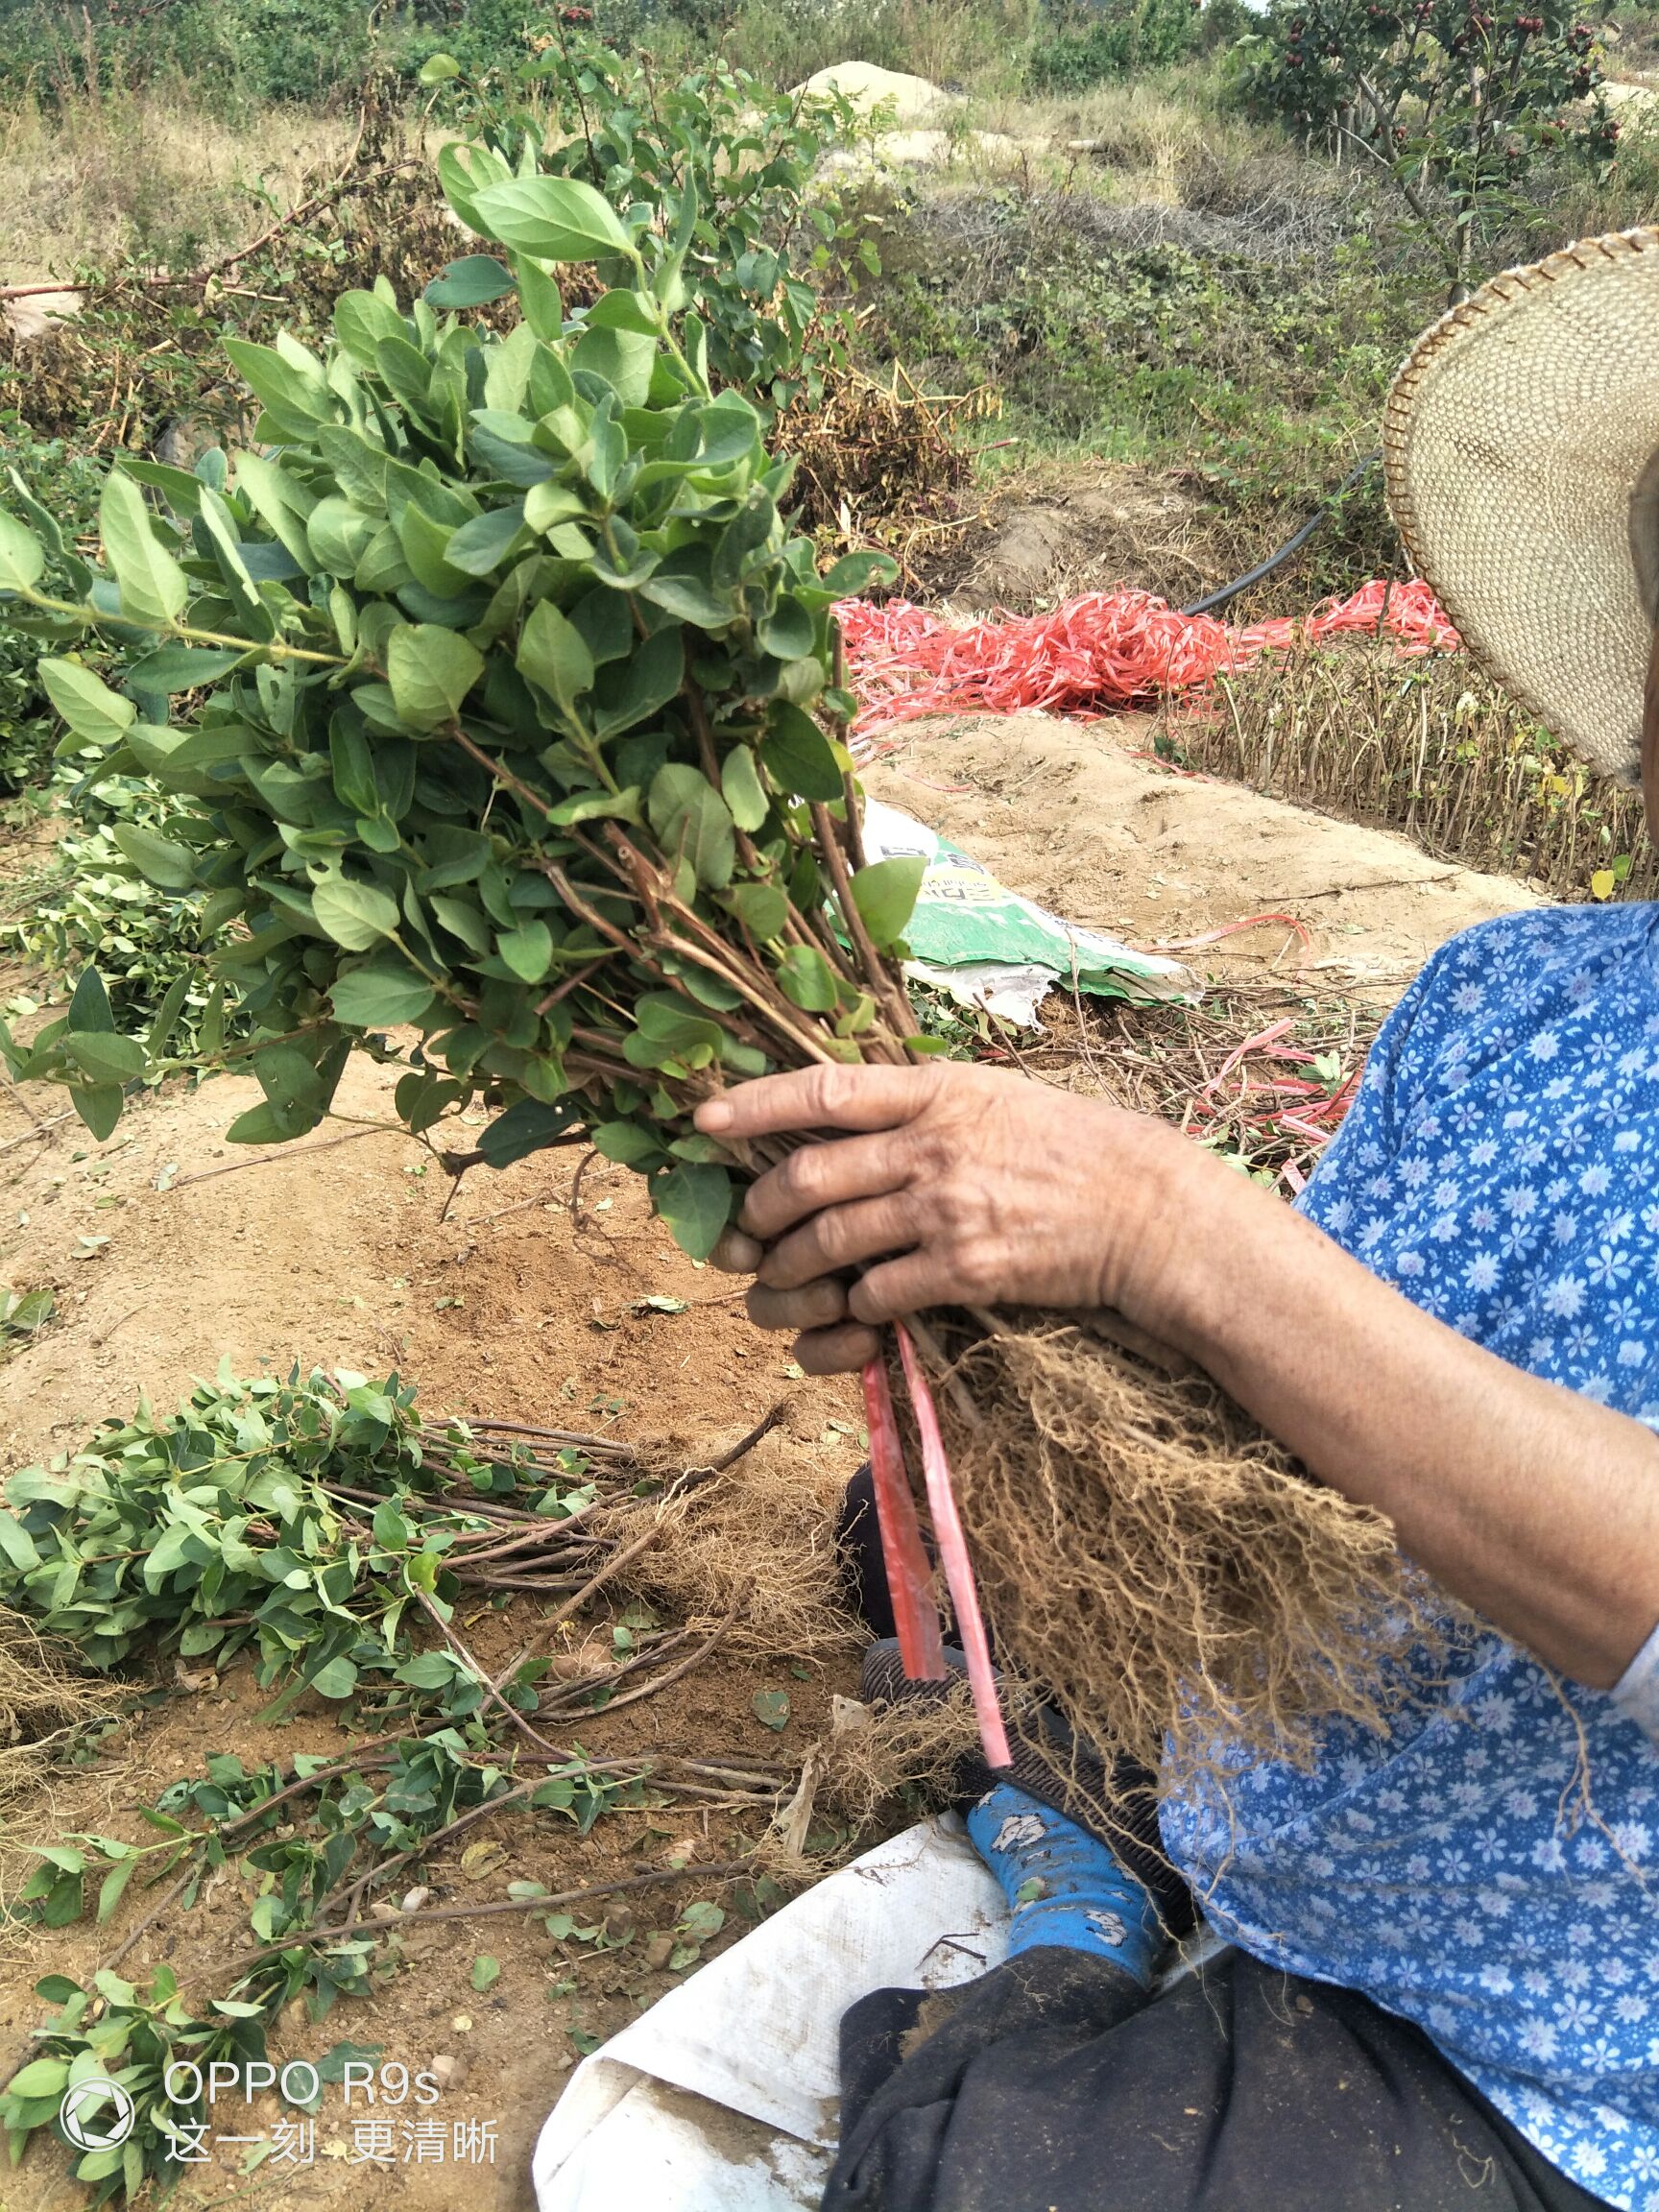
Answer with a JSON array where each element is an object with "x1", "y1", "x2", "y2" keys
[{"x1": 694, "y1": 1061, "x2": 1208, "y2": 1374}]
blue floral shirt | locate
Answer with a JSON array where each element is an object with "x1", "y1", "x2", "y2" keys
[{"x1": 1160, "y1": 902, "x2": 1659, "y2": 2210}]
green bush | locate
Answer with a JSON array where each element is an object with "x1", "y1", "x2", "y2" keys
[
  {"x1": 2, "y1": 775, "x2": 246, "y2": 1057},
  {"x1": 1028, "y1": 0, "x2": 1198, "y2": 90},
  {"x1": 0, "y1": 427, "x2": 107, "y2": 794},
  {"x1": 437, "y1": 33, "x2": 868, "y2": 409},
  {"x1": 1242, "y1": 0, "x2": 1617, "y2": 283}
]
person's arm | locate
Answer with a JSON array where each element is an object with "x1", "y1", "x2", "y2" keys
[{"x1": 695, "y1": 1062, "x2": 1659, "y2": 1693}]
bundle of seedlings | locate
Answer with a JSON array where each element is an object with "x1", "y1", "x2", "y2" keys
[
  {"x1": 0, "y1": 1368, "x2": 787, "y2": 1728},
  {"x1": 0, "y1": 148, "x2": 1435, "y2": 1799}
]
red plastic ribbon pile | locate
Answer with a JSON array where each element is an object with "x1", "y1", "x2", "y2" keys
[{"x1": 835, "y1": 578, "x2": 1458, "y2": 741}]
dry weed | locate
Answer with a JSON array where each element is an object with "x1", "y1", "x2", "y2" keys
[
  {"x1": 1163, "y1": 639, "x2": 1658, "y2": 902},
  {"x1": 0, "y1": 88, "x2": 351, "y2": 284}
]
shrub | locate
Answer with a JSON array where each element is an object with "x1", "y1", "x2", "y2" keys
[
  {"x1": 0, "y1": 426, "x2": 107, "y2": 793},
  {"x1": 434, "y1": 31, "x2": 868, "y2": 411},
  {"x1": 1028, "y1": 0, "x2": 1199, "y2": 90},
  {"x1": 1241, "y1": 0, "x2": 1618, "y2": 284}
]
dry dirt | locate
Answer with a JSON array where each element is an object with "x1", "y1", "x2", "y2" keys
[
  {"x1": 863, "y1": 709, "x2": 1538, "y2": 998},
  {"x1": 0, "y1": 705, "x2": 1547, "y2": 2211},
  {"x1": 939, "y1": 463, "x2": 1216, "y2": 615}
]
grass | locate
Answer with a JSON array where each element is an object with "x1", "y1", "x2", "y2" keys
[
  {"x1": 1161, "y1": 641, "x2": 1659, "y2": 903},
  {"x1": 0, "y1": 85, "x2": 351, "y2": 284}
]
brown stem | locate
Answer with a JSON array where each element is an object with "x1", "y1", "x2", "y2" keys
[
  {"x1": 808, "y1": 800, "x2": 915, "y2": 1045},
  {"x1": 413, "y1": 1590, "x2": 565, "y2": 1759}
]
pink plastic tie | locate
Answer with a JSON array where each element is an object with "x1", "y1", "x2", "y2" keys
[
  {"x1": 895, "y1": 1324, "x2": 1013, "y2": 1771},
  {"x1": 861, "y1": 1357, "x2": 947, "y2": 1681}
]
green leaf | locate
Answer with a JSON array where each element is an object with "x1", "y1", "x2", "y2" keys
[
  {"x1": 590, "y1": 1119, "x2": 668, "y2": 1169},
  {"x1": 723, "y1": 880, "x2": 787, "y2": 941},
  {"x1": 38, "y1": 660, "x2": 135, "y2": 749},
  {"x1": 99, "y1": 470, "x2": 188, "y2": 625},
  {"x1": 445, "y1": 505, "x2": 527, "y2": 576},
  {"x1": 146, "y1": 974, "x2": 192, "y2": 1060},
  {"x1": 760, "y1": 702, "x2": 845, "y2": 804},
  {"x1": 470, "y1": 1954, "x2": 501, "y2": 1993},
  {"x1": 654, "y1": 1162, "x2": 732, "y2": 1262},
  {"x1": 0, "y1": 1512, "x2": 40, "y2": 1571},
  {"x1": 776, "y1": 944, "x2": 838, "y2": 1013},
  {"x1": 111, "y1": 822, "x2": 198, "y2": 892},
  {"x1": 498, "y1": 921, "x2": 554, "y2": 984},
  {"x1": 594, "y1": 625, "x2": 684, "y2": 740},
  {"x1": 517, "y1": 600, "x2": 594, "y2": 715},
  {"x1": 96, "y1": 1856, "x2": 136, "y2": 1926},
  {"x1": 0, "y1": 510, "x2": 45, "y2": 592},
  {"x1": 571, "y1": 325, "x2": 656, "y2": 411},
  {"x1": 386, "y1": 624, "x2": 484, "y2": 733},
  {"x1": 438, "y1": 139, "x2": 514, "y2": 235},
  {"x1": 478, "y1": 1095, "x2": 580, "y2": 1168},
  {"x1": 418, "y1": 49, "x2": 461, "y2": 83},
  {"x1": 68, "y1": 1083, "x2": 123, "y2": 1142},
  {"x1": 329, "y1": 962, "x2": 438, "y2": 1027},
  {"x1": 720, "y1": 748, "x2": 769, "y2": 833},
  {"x1": 425, "y1": 254, "x2": 516, "y2": 309},
  {"x1": 371, "y1": 1499, "x2": 409, "y2": 1551},
  {"x1": 312, "y1": 877, "x2": 401, "y2": 951},
  {"x1": 821, "y1": 551, "x2": 899, "y2": 595},
  {"x1": 750, "y1": 1688, "x2": 790, "y2": 1731},
  {"x1": 310, "y1": 1657, "x2": 359, "y2": 1700},
  {"x1": 7, "y1": 2060, "x2": 68, "y2": 2100},
  {"x1": 62, "y1": 1032, "x2": 147, "y2": 1086},
  {"x1": 647, "y1": 764, "x2": 734, "y2": 890},
  {"x1": 123, "y1": 643, "x2": 245, "y2": 693},
  {"x1": 849, "y1": 856, "x2": 926, "y2": 950},
  {"x1": 224, "y1": 337, "x2": 332, "y2": 439},
  {"x1": 68, "y1": 968, "x2": 116, "y2": 1034},
  {"x1": 472, "y1": 176, "x2": 633, "y2": 264}
]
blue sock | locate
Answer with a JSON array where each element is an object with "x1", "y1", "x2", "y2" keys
[{"x1": 966, "y1": 1782, "x2": 1162, "y2": 1985}]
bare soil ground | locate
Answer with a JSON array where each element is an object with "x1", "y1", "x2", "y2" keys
[
  {"x1": 863, "y1": 709, "x2": 1538, "y2": 999},
  {"x1": 0, "y1": 705, "x2": 1546, "y2": 2210}
]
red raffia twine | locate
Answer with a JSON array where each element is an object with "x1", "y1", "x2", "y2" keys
[
  {"x1": 833, "y1": 577, "x2": 1458, "y2": 748},
  {"x1": 860, "y1": 1333, "x2": 1013, "y2": 1773},
  {"x1": 861, "y1": 1355, "x2": 946, "y2": 1680}
]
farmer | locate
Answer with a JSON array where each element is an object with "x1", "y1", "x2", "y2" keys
[{"x1": 694, "y1": 231, "x2": 1659, "y2": 2212}]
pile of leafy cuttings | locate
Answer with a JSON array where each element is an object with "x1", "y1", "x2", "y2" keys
[{"x1": 0, "y1": 1367, "x2": 794, "y2": 2201}]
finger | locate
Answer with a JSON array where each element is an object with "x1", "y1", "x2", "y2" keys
[
  {"x1": 745, "y1": 1277, "x2": 851, "y2": 1334},
  {"x1": 695, "y1": 1063, "x2": 939, "y2": 1142},
  {"x1": 740, "y1": 1131, "x2": 911, "y2": 1242},
  {"x1": 849, "y1": 1251, "x2": 955, "y2": 1326},
  {"x1": 710, "y1": 1227, "x2": 763, "y2": 1276},
  {"x1": 758, "y1": 1191, "x2": 924, "y2": 1291},
  {"x1": 792, "y1": 1319, "x2": 882, "y2": 1376}
]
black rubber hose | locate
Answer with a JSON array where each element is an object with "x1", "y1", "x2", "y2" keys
[{"x1": 1180, "y1": 449, "x2": 1382, "y2": 619}]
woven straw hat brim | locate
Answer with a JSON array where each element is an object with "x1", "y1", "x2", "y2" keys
[{"x1": 1384, "y1": 227, "x2": 1659, "y2": 786}]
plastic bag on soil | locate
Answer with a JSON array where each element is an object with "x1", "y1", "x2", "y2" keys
[{"x1": 861, "y1": 800, "x2": 1187, "y2": 1026}]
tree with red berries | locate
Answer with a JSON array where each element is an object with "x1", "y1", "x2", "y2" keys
[{"x1": 1245, "y1": 0, "x2": 1616, "y2": 287}]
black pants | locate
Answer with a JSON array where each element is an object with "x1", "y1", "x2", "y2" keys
[
  {"x1": 829, "y1": 1475, "x2": 1601, "y2": 2212},
  {"x1": 824, "y1": 1946, "x2": 1602, "y2": 2212}
]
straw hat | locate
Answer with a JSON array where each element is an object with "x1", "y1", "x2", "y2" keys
[{"x1": 1383, "y1": 227, "x2": 1659, "y2": 785}]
